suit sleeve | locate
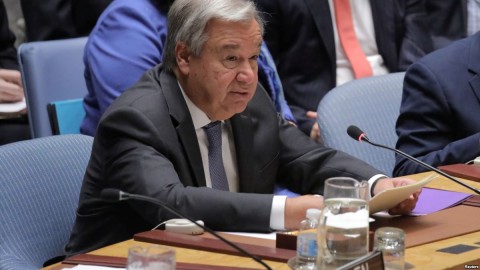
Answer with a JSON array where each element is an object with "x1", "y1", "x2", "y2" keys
[
  {"x1": 396, "y1": 0, "x2": 434, "y2": 70},
  {"x1": 0, "y1": 1, "x2": 18, "y2": 70},
  {"x1": 394, "y1": 61, "x2": 480, "y2": 176}
]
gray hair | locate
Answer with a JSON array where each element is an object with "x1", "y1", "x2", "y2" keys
[{"x1": 163, "y1": 0, "x2": 264, "y2": 71}]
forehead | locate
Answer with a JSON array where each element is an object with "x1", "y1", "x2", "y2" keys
[{"x1": 204, "y1": 19, "x2": 263, "y2": 48}]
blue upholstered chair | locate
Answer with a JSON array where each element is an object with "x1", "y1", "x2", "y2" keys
[
  {"x1": 317, "y1": 72, "x2": 406, "y2": 176},
  {"x1": 0, "y1": 134, "x2": 93, "y2": 270},
  {"x1": 18, "y1": 37, "x2": 88, "y2": 138}
]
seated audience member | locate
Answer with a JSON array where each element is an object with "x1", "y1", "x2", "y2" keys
[
  {"x1": 394, "y1": 32, "x2": 480, "y2": 176},
  {"x1": 20, "y1": 0, "x2": 112, "y2": 41},
  {"x1": 426, "y1": 0, "x2": 480, "y2": 50},
  {"x1": 65, "y1": 0, "x2": 420, "y2": 256},
  {"x1": 0, "y1": 1, "x2": 30, "y2": 145},
  {"x1": 80, "y1": 0, "x2": 294, "y2": 137},
  {"x1": 255, "y1": 0, "x2": 433, "y2": 141}
]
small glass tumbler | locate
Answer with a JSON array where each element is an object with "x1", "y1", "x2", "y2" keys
[
  {"x1": 127, "y1": 245, "x2": 176, "y2": 270},
  {"x1": 374, "y1": 227, "x2": 405, "y2": 270}
]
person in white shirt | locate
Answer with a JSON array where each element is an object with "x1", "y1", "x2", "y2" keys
[{"x1": 255, "y1": 0, "x2": 433, "y2": 141}]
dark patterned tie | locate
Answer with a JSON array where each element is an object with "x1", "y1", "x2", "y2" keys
[{"x1": 203, "y1": 121, "x2": 229, "y2": 191}]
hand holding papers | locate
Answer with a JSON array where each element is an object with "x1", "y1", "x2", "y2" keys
[{"x1": 369, "y1": 174, "x2": 437, "y2": 214}]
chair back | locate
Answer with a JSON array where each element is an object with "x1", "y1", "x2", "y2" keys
[
  {"x1": 317, "y1": 72, "x2": 405, "y2": 176},
  {"x1": 18, "y1": 37, "x2": 88, "y2": 138},
  {"x1": 0, "y1": 134, "x2": 93, "y2": 270}
]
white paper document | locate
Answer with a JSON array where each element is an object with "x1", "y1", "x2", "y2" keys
[{"x1": 0, "y1": 99, "x2": 26, "y2": 113}]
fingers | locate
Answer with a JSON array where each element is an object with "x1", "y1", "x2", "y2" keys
[
  {"x1": 0, "y1": 69, "x2": 24, "y2": 103},
  {"x1": 284, "y1": 195, "x2": 323, "y2": 230},
  {"x1": 0, "y1": 69, "x2": 22, "y2": 86},
  {"x1": 0, "y1": 80, "x2": 24, "y2": 102},
  {"x1": 310, "y1": 122, "x2": 321, "y2": 143},
  {"x1": 306, "y1": 111, "x2": 317, "y2": 119},
  {"x1": 387, "y1": 190, "x2": 420, "y2": 215}
]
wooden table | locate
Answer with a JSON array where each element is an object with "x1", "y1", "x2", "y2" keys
[
  {"x1": 403, "y1": 172, "x2": 480, "y2": 269},
  {"x1": 45, "y1": 172, "x2": 480, "y2": 269}
]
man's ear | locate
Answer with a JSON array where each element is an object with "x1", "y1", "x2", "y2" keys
[{"x1": 175, "y1": 42, "x2": 191, "y2": 75}]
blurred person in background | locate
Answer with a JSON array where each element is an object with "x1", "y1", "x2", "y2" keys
[{"x1": 0, "y1": 0, "x2": 29, "y2": 145}]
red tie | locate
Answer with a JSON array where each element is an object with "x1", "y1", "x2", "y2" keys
[{"x1": 334, "y1": 0, "x2": 373, "y2": 79}]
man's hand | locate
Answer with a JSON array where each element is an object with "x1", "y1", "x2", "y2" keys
[
  {"x1": 284, "y1": 195, "x2": 323, "y2": 230},
  {"x1": 0, "y1": 69, "x2": 24, "y2": 103},
  {"x1": 373, "y1": 177, "x2": 421, "y2": 215},
  {"x1": 306, "y1": 111, "x2": 322, "y2": 144}
]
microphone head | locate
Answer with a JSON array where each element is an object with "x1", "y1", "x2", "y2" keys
[
  {"x1": 347, "y1": 125, "x2": 365, "y2": 141},
  {"x1": 100, "y1": 188, "x2": 124, "y2": 202}
]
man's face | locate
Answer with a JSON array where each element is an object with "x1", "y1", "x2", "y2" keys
[{"x1": 178, "y1": 19, "x2": 262, "y2": 121}]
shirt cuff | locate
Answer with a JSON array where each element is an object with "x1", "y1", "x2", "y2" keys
[
  {"x1": 368, "y1": 174, "x2": 388, "y2": 197},
  {"x1": 270, "y1": 195, "x2": 287, "y2": 230}
]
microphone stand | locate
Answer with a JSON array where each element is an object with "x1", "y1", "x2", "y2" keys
[
  {"x1": 103, "y1": 189, "x2": 273, "y2": 270},
  {"x1": 347, "y1": 125, "x2": 480, "y2": 195}
]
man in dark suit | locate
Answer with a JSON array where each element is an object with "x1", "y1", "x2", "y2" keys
[
  {"x1": 394, "y1": 32, "x2": 480, "y2": 176},
  {"x1": 426, "y1": 0, "x2": 468, "y2": 50},
  {"x1": 20, "y1": 0, "x2": 112, "y2": 41},
  {"x1": 66, "y1": 0, "x2": 419, "y2": 256},
  {"x1": 255, "y1": 0, "x2": 432, "y2": 138}
]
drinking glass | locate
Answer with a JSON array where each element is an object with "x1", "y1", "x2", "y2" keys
[
  {"x1": 127, "y1": 245, "x2": 176, "y2": 270},
  {"x1": 317, "y1": 177, "x2": 370, "y2": 269},
  {"x1": 374, "y1": 227, "x2": 405, "y2": 270}
]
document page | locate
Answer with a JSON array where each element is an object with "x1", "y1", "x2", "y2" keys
[{"x1": 369, "y1": 174, "x2": 436, "y2": 214}]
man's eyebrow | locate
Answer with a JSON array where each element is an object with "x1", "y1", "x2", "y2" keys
[{"x1": 220, "y1": 43, "x2": 241, "y2": 50}]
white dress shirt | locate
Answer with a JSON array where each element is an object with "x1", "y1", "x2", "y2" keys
[{"x1": 328, "y1": 0, "x2": 389, "y2": 86}]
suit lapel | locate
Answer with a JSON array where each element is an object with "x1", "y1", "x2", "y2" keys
[
  {"x1": 230, "y1": 112, "x2": 256, "y2": 193},
  {"x1": 468, "y1": 34, "x2": 480, "y2": 103},
  {"x1": 160, "y1": 70, "x2": 206, "y2": 187},
  {"x1": 304, "y1": 0, "x2": 336, "y2": 69}
]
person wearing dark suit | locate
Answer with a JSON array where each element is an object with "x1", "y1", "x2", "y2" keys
[
  {"x1": 66, "y1": 0, "x2": 420, "y2": 256},
  {"x1": 426, "y1": 0, "x2": 468, "y2": 50},
  {"x1": 0, "y1": 0, "x2": 29, "y2": 145},
  {"x1": 19, "y1": 0, "x2": 77, "y2": 41},
  {"x1": 394, "y1": 32, "x2": 480, "y2": 176},
  {"x1": 20, "y1": 0, "x2": 113, "y2": 41},
  {"x1": 426, "y1": 0, "x2": 480, "y2": 50},
  {"x1": 255, "y1": 0, "x2": 433, "y2": 137}
]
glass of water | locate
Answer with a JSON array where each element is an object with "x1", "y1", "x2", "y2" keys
[
  {"x1": 317, "y1": 177, "x2": 370, "y2": 269},
  {"x1": 127, "y1": 245, "x2": 176, "y2": 270},
  {"x1": 374, "y1": 227, "x2": 405, "y2": 270}
]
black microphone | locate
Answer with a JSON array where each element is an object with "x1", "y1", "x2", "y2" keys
[
  {"x1": 100, "y1": 188, "x2": 273, "y2": 270},
  {"x1": 347, "y1": 125, "x2": 480, "y2": 195}
]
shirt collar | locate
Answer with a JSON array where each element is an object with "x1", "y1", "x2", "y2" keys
[{"x1": 178, "y1": 81, "x2": 212, "y2": 130}]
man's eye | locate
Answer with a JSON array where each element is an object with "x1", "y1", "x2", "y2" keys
[
  {"x1": 226, "y1": 56, "x2": 238, "y2": 61},
  {"x1": 250, "y1": 55, "x2": 259, "y2": 61}
]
